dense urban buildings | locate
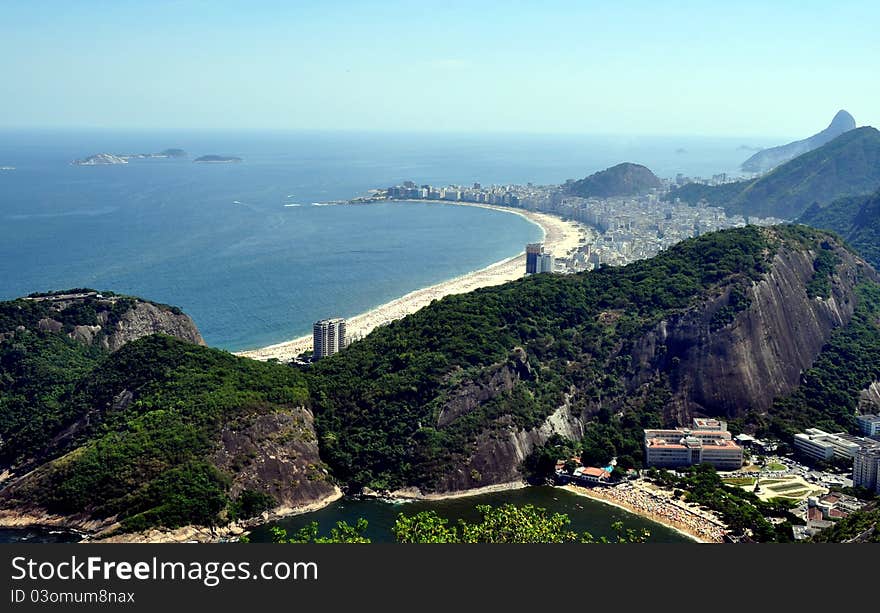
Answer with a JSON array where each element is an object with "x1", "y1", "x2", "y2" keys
[
  {"x1": 313, "y1": 317, "x2": 347, "y2": 359},
  {"x1": 643, "y1": 419, "x2": 743, "y2": 471},
  {"x1": 374, "y1": 177, "x2": 784, "y2": 275}
]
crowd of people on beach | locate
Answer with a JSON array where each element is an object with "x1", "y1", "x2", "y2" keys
[{"x1": 571, "y1": 482, "x2": 727, "y2": 543}]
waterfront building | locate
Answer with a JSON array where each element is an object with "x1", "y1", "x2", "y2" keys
[
  {"x1": 644, "y1": 418, "x2": 743, "y2": 471},
  {"x1": 313, "y1": 317, "x2": 347, "y2": 359},
  {"x1": 539, "y1": 252, "x2": 554, "y2": 273},
  {"x1": 526, "y1": 243, "x2": 543, "y2": 274},
  {"x1": 855, "y1": 414, "x2": 880, "y2": 437}
]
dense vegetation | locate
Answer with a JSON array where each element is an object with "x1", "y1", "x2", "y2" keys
[
  {"x1": 3, "y1": 335, "x2": 311, "y2": 531},
  {"x1": 309, "y1": 226, "x2": 774, "y2": 490},
  {"x1": 800, "y1": 188, "x2": 880, "y2": 269},
  {"x1": 267, "y1": 504, "x2": 649, "y2": 543},
  {"x1": 667, "y1": 127, "x2": 880, "y2": 219},
  {"x1": 566, "y1": 162, "x2": 662, "y2": 198},
  {"x1": 0, "y1": 331, "x2": 104, "y2": 465}
]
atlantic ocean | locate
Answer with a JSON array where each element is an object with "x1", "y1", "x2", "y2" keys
[{"x1": 0, "y1": 130, "x2": 758, "y2": 350}]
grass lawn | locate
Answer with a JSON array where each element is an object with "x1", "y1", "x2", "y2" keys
[
  {"x1": 764, "y1": 462, "x2": 787, "y2": 471},
  {"x1": 722, "y1": 477, "x2": 757, "y2": 486}
]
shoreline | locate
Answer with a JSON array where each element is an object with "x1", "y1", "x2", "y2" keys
[
  {"x1": 236, "y1": 201, "x2": 589, "y2": 362},
  {"x1": 382, "y1": 480, "x2": 529, "y2": 502},
  {"x1": 561, "y1": 483, "x2": 725, "y2": 543}
]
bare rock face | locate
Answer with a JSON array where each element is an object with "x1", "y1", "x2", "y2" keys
[
  {"x1": 98, "y1": 301, "x2": 205, "y2": 352},
  {"x1": 436, "y1": 396, "x2": 584, "y2": 492},
  {"x1": 637, "y1": 244, "x2": 870, "y2": 423},
  {"x1": 860, "y1": 382, "x2": 880, "y2": 412},
  {"x1": 213, "y1": 409, "x2": 338, "y2": 512}
]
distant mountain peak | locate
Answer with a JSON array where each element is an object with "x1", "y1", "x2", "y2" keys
[
  {"x1": 741, "y1": 110, "x2": 857, "y2": 173},
  {"x1": 830, "y1": 109, "x2": 856, "y2": 129}
]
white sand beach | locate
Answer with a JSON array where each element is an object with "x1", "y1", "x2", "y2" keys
[{"x1": 236, "y1": 203, "x2": 588, "y2": 362}]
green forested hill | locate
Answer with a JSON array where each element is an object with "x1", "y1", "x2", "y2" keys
[
  {"x1": 3, "y1": 226, "x2": 880, "y2": 536},
  {"x1": 800, "y1": 189, "x2": 880, "y2": 269},
  {"x1": 566, "y1": 162, "x2": 662, "y2": 198},
  {"x1": 667, "y1": 127, "x2": 880, "y2": 219}
]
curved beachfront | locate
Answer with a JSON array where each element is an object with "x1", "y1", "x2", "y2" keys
[{"x1": 236, "y1": 203, "x2": 588, "y2": 362}]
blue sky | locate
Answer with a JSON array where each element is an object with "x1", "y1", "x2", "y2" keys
[{"x1": 1, "y1": 1, "x2": 877, "y2": 136}]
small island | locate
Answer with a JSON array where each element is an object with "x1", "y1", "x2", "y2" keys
[
  {"x1": 121, "y1": 148, "x2": 188, "y2": 160},
  {"x1": 194, "y1": 155, "x2": 243, "y2": 163}
]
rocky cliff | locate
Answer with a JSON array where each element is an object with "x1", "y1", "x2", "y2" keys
[
  {"x1": 2, "y1": 290, "x2": 205, "y2": 350},
  {"x1": 419, "y1": 230, "x2": 879, "y2": 493},
  {"x1": 639, "y1": 243, "x2": 871, "y2": 422}
]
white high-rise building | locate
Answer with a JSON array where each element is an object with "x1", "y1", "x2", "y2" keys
[
  {"x1": 313, "y1": 318, "x2": 347, "y2": 359},
  {"x1": 853, "y1": 445, "x2": 880, "y2": 493}
]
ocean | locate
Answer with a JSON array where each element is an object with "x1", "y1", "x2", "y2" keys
[{"x1": 0, "y1": 130, "x2": 760, "y2": 350}]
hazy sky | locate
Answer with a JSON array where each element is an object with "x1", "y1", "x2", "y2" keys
[{"x1": 2, "y1": 1, "x2": 877, "y2": 137}]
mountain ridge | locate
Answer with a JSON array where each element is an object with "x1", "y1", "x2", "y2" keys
[
  {"x1": 667, "y1": 126, "x2": 880, "y2": 219},
  {"x1": 742, "y1": 109, "x2": 857, "y2": 172}
]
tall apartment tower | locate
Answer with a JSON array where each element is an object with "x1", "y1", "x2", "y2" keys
[
  {"x1": 526, "y1": 243, "x2": 543, "y2": 275},
  {"x1": 853, "y1": 446, "x2": 880, "y2": 493},
  {"x1": 313, "y1": 318, "x2": 347, "y2": 359}
]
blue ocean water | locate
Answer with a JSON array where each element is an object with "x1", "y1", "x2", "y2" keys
[{"x1": 0, "y1": 130, "x2": 759, "y2": 350}]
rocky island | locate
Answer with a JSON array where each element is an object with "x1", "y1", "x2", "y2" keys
[
  {"x1": 194, "y1": 154, "x2": 243, "y2": 163},
  {"x1": 71, "y1": 153, "x2": 128, "y2": 166},
  {"x1": 72, "y1": 149, "x2": 188, "y2": 165},
  {"x1": 121, "y1": 148, "x2": 188, "y2": 160}
]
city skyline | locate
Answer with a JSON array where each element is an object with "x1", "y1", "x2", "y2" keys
[{"x1": 1, "y1": 1, "x2": 878, "y2": 136}]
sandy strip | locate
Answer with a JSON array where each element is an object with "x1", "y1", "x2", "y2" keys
[
  {"x1": 236, "y1": 203, "x2": 588, "y2": 362},
  {"x1": 561, "y1": 484, "x2": 728, "y2": 543}
]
